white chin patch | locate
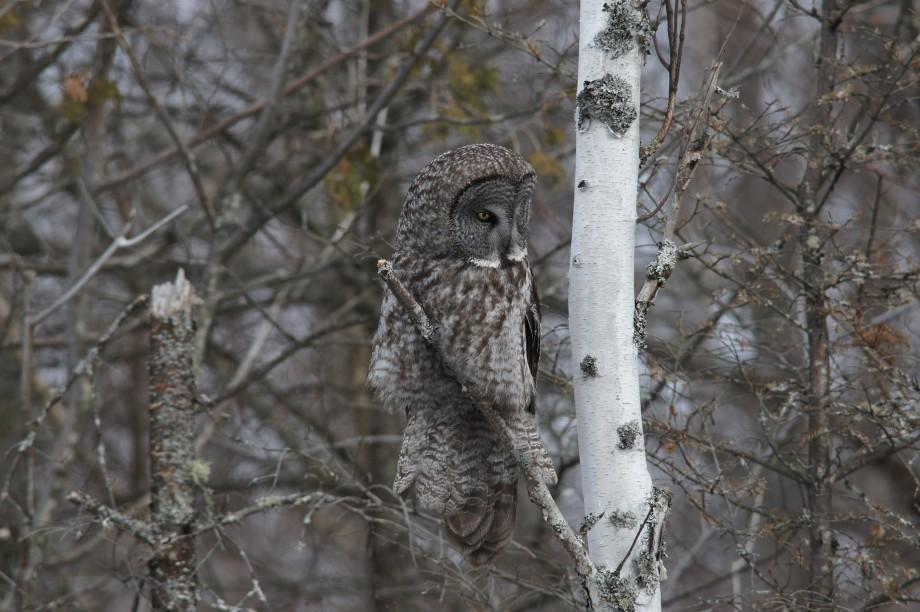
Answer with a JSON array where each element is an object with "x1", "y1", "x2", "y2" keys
[
  {"x1": 506, "y1": 245, "x2": 528, "y2": 262},
  {"x1": 469, "y1": 256, "x2": 501, "y2": 268}
]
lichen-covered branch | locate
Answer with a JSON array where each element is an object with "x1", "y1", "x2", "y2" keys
[
  {"x1": 193, "y1": 492, "x2": 334, "y2": 535},
  {"x1": 67, "y1": 492, "x2": 156, "y2": 545},
  {"x1": 377, "y1": 260, "x2": 436, "y2": 342},
  {"x1": 634, "y1": 63, "x2": 721, "y2": 348},
  {"x1": 148, "y1": 269, "x2": 200, "y2": 611}
]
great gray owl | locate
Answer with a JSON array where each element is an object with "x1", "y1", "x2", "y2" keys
[{"x1": 369, "y1": 144, "x2": 557, "y2": 565}]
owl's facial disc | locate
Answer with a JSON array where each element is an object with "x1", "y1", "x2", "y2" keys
[{"x1": 451, "y1": 176, "x2": 534, "y2": 267}]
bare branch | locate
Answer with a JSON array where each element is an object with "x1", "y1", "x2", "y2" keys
[{"x1": 218, "y1": 0, "x2": 459, "y2": 261}]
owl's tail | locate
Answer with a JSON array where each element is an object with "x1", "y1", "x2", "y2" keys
[
  {"x1": 393, "y1": 402, "x2": 521, "y2": 565},
  {"x1": 444, "y1": 475, "x2": 517, "y2": 566}
]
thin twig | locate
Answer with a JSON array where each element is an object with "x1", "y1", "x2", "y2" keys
[
  {"x1": 666, "y1": 62, "x2": 722, "y2": 239},
  {"x1": 0, "y1": 4, "x2": 101, "y2": 104},
  {"x1": 0, "y1": 123, "x2": 80, "y2": 197},
  {"x1": 613, "y1": 505, "x2": 655, "y2": 576},
  {"x1": 228, "y1": 0, "x2": 304, "y2": 191},
  {"x1": 640, "y1": 0, "x2": 687, "y2": 165},
  {"x1": 30, "y1": 205, "x2": 187, "y2": 326}
]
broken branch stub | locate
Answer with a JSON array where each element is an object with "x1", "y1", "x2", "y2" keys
[{"x1": 149, "y1": 269, "x2": 200, "y2": 611}]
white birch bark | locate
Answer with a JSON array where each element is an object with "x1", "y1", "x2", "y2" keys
[{"x1": 570, "y1": 1, "x2": 663, "y2": 609}]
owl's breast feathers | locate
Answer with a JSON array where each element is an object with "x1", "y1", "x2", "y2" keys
[{"x1": 369, "y1": 254, "x2": 537, "y2": 412}]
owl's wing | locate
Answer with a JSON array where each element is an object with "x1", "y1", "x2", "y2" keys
[
  {"x1": 508, "y1": 267, "x2": 557, "y2": 485},
  {"x1": 525, "y1": 275, "x2": 540, "y2": 383}
]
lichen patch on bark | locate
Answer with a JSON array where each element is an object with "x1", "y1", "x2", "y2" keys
[
  {"x1": 576, "y1": 74, "x2": 636, "y2": 136},
  {"x1": 594, "y1": 2, "x2": 653, "y2": 59},
  {"x1": 580, "y1": 354, "x2": 599, "y2": 377}
]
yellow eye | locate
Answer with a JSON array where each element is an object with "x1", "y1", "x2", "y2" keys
[{"x1": 476, "y1": 210, "x2": 493, "y2": 222}]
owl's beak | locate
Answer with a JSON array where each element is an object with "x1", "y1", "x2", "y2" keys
[
  {"x1": 501, "y1": 229, "x2": 515, "y2": 254},
  {"x1": 505, "y1": 226, "x2": 527, "y2": 262}
]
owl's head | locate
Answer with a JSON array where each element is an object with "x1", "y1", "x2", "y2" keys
[{"x1": 394, "y1": 144, "x2": 537, "y2": 266}]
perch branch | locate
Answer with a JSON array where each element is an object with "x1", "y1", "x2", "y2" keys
[{"x1": 376, "y1": 260, "x2": 436, "y2": 342}]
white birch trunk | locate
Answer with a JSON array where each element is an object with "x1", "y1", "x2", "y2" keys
[{"x1": 570, "y1": 1, "x2": 662, "y2": 609}]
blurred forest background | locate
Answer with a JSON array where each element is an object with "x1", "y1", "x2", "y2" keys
[{"x1": 0, "y1": 0, "x2": 917, "y2": 610}]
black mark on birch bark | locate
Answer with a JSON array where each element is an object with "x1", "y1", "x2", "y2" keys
[
  {"x1": 580, "y1": 354, "x2": 599, "y2": 378},
  {"x1": 608, "y1": 508, "x2": 639, "y2": 529},
  {"x1": 580, "y1": 511, "x2": 606, "y2": 540},
  {"x1": 617, "y1": 420, "x2": 641, "y2": 449}
]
